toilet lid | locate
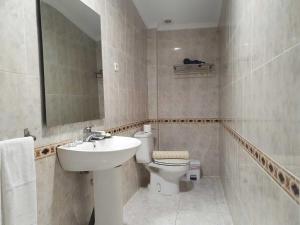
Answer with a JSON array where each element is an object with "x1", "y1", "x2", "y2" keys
[{"x1": 153, "y1": 158, "x2": 190, "y2": 166}]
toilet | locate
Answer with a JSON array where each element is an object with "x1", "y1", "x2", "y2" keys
[{"x1": 134, "y1": 131, "x2": 190, "y2": 195}]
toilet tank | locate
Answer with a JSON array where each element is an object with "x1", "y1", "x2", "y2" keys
[{"x1": 134, "y1": 131, "x2": 154, "y2": 163}]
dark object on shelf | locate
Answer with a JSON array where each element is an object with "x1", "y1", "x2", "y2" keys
[{"x1": 183, "y1": 58, "x2": 206, "y2": 65}]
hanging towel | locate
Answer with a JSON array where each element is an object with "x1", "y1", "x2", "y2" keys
[
  {"x1": 152, "y1": 151, "x2": 189, "y2": 160},
  {"x1": 0, "y1": 137, "x2": 37, "y2": 225}
]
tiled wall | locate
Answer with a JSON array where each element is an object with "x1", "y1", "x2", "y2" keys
[
  {"x1": 41, "y1": 2, "x2": 102, "y2": 126},
  {"x1": 147, "y1": 28, "x2": 220, "y2": 176},
  {"x1": 159, "y1": 123, "x2": 219, "y2": 176},
  {"x1": 157, "y1": 28, "x2": 219, "y2": 119},
  {"x1": 0, "y1": 0, "x2": 147, "y2": 224},
  {"x1": 219, "y1": 0, "x2": 300, "y2": 224}
]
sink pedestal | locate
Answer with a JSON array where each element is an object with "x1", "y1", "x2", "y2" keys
[
  {"x1": 57, "y1": 136, "x2": 141, "y2": 225},
  {"x1": 94, "y1": 166, "x2": 123, "y2": 225}
]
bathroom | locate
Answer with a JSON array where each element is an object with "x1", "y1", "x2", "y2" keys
[{"x1": 0, "y1": 0, "x2": 299, "y2": 224}]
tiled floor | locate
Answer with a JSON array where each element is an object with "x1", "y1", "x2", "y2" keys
[{"x1": 124, "y1": 177, "x2": 234, "y2": 225}]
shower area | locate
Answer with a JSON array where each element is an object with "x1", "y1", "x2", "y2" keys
[
  {"x1": 147, "y1": 26, "x2": 220, "y2": 176},
  {"x1": 145, "y1": 0, "x2": 300, "y2": 223}
]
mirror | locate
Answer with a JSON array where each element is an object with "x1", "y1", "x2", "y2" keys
[{"x1": 38, "y1": 0, "x2": 104, "y2": 127}]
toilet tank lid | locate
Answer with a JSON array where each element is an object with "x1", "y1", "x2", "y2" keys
[{"x1": 134, "y1": 131, "x2": 152, "y2": 138}]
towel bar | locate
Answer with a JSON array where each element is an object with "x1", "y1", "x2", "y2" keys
[{"x1": 24, "y1": 128, "x2": 37, "y2": 141}]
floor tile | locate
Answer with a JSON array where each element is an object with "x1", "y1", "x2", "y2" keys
[{"x1": 123, "y1": 177, "x2": 234, "y2": 225}]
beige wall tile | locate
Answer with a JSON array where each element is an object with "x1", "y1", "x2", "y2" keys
[
  {"x1": 219, "y1": 0, "x2": 300, "y2": 223},
  {"x1": 0, "y1": 0, "x2": 27, "y2": 74},
  {"x1": 159, "y1": 124, "x2": 220, "y2": 176},
  {"x1": 147, "y1": 28, "x2": 220, "y2": 172},
  {"x1": 0, "y1": 0, "x2": 148, "y2": 224}
]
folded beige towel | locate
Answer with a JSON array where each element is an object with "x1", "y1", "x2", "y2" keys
[{"x1": 153, "y1": 151, "x2": 189, "y2": 160}]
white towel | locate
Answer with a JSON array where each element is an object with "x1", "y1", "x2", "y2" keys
[{"x1": 0, "y1": 137, "x2": 37, "y2": 225}]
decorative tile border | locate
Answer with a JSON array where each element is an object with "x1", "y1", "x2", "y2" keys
[
  {"x1": 105, "y1": 120, "x2": 148, "y2": 135},
  {"x1": 35, "y1": 140, "x2": 71, "y2": 160},
  {"x1": 34, "y1": 117, "x2": 300, "y2": 204},
  {"x1": 148, "y1": 118, "x2": 220, "y2": 124},
  {"x1": 34, "y1": 120, "x2": 147, "y2": 161},
  {"x1": 34, "y1": 118, "x2": 219, "y2": 160},
  {"x1": 221, "y1": 121, "x2": 300, "y2": 204}
]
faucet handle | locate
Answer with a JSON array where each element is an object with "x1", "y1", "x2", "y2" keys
[{"x1": 83, "y1": 126, "x2": 93, "y2": 133}]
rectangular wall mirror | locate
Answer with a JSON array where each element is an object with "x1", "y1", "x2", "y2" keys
[{"x1": 38, "y1": 0, "x2": 104, "y2": 127}]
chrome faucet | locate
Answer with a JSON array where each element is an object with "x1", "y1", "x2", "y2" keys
[{"x1": 83, "y1": 126, "x2": 106, "y2": 142}]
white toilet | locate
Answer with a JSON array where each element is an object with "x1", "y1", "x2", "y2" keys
[{"x1": 134, "y1": 131, "x2": 189, "y2": 195}]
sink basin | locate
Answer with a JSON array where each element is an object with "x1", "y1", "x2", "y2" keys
[
  {"x1": 57, "y1": 136, "x2": 141, "y2": 171},
  {"x1": 57, "y1": 135, "x2": 141, "y2": 225}
]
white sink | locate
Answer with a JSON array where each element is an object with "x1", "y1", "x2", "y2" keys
[
  {"x1": 57, "y1": 136, "x2": 141, "y2": 171},
  {"x1": 57, "y1": 136, "x2": 141, "y2": 225}
]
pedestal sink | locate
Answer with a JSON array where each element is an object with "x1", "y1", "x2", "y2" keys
[{"x1": 57, "y1": 136, "x2": 141, "y2": 225}]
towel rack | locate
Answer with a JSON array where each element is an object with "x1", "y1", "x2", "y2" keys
[
  {"x1": 24, "y1": 128, "x2": 37, "y2": 141},
  {"x1": 0, "y1": 129, "x2": 37, "y2": 141},
  {"x1": 173, "y1": 63, "x2": 215, "y2": 77}
]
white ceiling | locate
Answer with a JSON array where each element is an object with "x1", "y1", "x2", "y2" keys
[{"x1": 132, "y1": 0, "x2": 223, "y2": 30}]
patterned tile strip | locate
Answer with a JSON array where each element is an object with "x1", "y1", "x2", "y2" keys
[
  {"x1": 34, "y1": 118, "x2": 218, "y2": 161},
  {"x1": 34, "y1": 118, "x2": 300, "y2": 204},
  {"x1": 35, "y1": 140, "x2": 71, "y2": 160},
  {"x1": 34, "y1": 120, "x2": 147, "y2": 161},
  {"x1": 105, "y1": 120, "x2": 148, "y2": 135},
  {"x1": 221, "y1": 121, "x2": 300, "y2": 205},
  {"x1": 148, "y1": 118, "x2": 220, "y2": 124}
]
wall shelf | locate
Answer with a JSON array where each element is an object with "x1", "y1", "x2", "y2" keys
[{"x1": 173, "y1": 63, "x2": 215, "y2": 78}]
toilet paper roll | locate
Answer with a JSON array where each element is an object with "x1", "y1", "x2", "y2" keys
[{"x1": 143, "y1": 124, "x2": 151, "y2": 133}]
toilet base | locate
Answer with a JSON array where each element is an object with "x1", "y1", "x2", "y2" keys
[{"x1": 148, "y1": 173, "x2": 180, "y2": 195}]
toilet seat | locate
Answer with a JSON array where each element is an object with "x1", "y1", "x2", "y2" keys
[
  {"x1": 147, "y1": 159, "x2": 190, "y2": 194},
  {"x1": 153, "y1": 158, "x2": 189, "y2": 166}
]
